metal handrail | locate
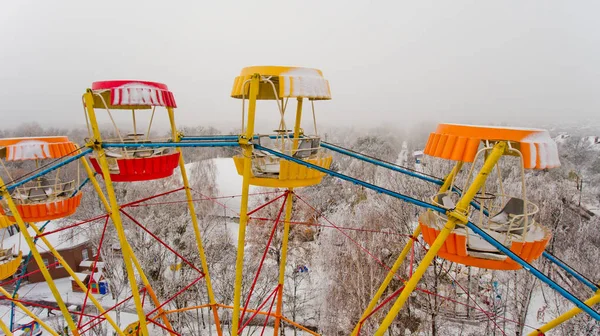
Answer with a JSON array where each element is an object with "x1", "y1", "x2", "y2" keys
[
  {"x1": 6, "y1": 179, "x2": 77, "y2": 205},
  {"x1": 427, "y1": 192, "x2": 544, "y2": 245}
]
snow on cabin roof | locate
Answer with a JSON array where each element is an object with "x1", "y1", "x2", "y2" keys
[
  {"x1": 425, "y1": 123, "x2": 560, "y2": 169},
  {"x1": 80, "y1": 260, "x2": 104, "y2": 268},
  {"x1": 442, "y1": 123, "x2": 547, "y2": 132},
  {"x1": 2, "y1": 219, "x2": 90, "y2": 255}
]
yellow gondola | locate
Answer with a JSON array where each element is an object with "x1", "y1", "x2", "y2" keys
[{"x1": 231, "y1": 66, "x2": 333, "y2": 188}]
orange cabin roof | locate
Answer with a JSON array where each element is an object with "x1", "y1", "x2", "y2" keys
[
  {"x1": 0, "y1": 136, "x2": 78, "y2": 161},
  {"x1": 424, "y1": 123, "x2": 560, "y2": 169}
]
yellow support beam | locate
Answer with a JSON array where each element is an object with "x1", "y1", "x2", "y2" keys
[
  {"x1": 232, "y1": 73, "x2": 261, "y2": 336},
  {"x1": 292, "y1": 97, "x2": 303, "y2": 154},
  {"x1": 166, "y1": 106, "x2": 222, "y2": 336},
  {"x1": 352, "y1": 161, "x2": 463, "y2": 335},
  {"x1": 438, "y1": 162, "x2": 464, "y2": 201},
  {"x1": 0, "y1": 316, "x2": 12, "y2": 336},
  {"x1": 0, "y1": 287, "x2": 59, "y2": 336},
  {"x1": 82, "y1": 90, "x2": 149, "y2": 335},
  {"x1": 0, "y1": 178, "x2": 80, "y2": 336},
  {"x1": 528, "y1": 291, "x2": 600, "y2": 335},
  {"x1": 27, "y1": 222, "x2": 124, "y2": 335},
  {"x1": 374, "y1": 142, "x2": 507, "y2": 335},
  {"x1": 128, "y1": 247, "x2": 175, "y2": 333},
  {"x1": 350, "y1": 225, "x2": 421, "y2": 335},
  {"x1": 273, "y1": 191, "x2": 294, "y2": 335},
  {"x1": 80, "y1": 157, "x2": 175, "y2": 334}
]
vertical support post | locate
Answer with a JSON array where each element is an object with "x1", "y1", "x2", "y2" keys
[
  {"x1": 232, "y1": 73, "x2": 261, "y2": 336},
  {"x1": 0, "y1": 179, "x2": 80, "y2": 336},
  {"x1": 374, "y1": 142, "x2": 507, "y2": 335},
  {"x1": 351, "y1": 161, "x2": 463, "y2": 335},
  {"x1": 132, "y1": 110, "x2": 137, "y2": 138},
  {"x1": 437, "y1": 162, "x2": 463, "y2": 201},
  {"x1": 292, "y1": 97, "x2": 303, "y2": 154},
  {"x1": 273, "y1": 190, "x2": 294, "y2": 336},
  {"x1": 82, "y1": 90, "x2": 149, "y2": 335},
  {"x1": 0, "y1": 287, "x2": 59, "y2": 336},
  {"x1": 166, "y1": 106, "x2": 223, "y2": 336},
  {"x1": 528, "y1": 291, "x2": 600, "y2": 335},
  {"x1": 79, "y1": 157, "x2": 175, "y2": 334}
]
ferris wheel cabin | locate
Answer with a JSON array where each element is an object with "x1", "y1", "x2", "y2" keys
[
  {"x1": 419, "y1": 124, "x2": 560, "y2": 270},
  {"x1": 85, "y1": 80, "x2": 181, "y2": 182},
  {"x1": 0, "y1": 136, "x2": 83, "y2": 223},
  {"x1": 0, "y1": 136, "x2": 81, "y2": 279},
  {"x1": 231, "y1": 66, "x2": 333, "y2": 188}
]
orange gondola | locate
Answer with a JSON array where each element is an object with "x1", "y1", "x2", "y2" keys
[
  {"x1": 419, "y1": 124, "x2": 559, "y2": 270},
  {"x1": 0, "y1": 136, "x2": 82, "y2": 222},
  {"x1": 85, "y1": 80, "x2": 181, "y2": 182}
]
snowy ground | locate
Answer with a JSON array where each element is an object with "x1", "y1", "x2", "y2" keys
[
  {"x1": 524, "y1": 282, "x2": 567, "y2": 335},
  {"x1": 0, "y1": 276, "x2": 155, "y2": 335}
]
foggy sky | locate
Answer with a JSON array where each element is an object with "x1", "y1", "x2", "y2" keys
[{"x1": 1, "y1": 1, "x2": 599, "y2": 131}]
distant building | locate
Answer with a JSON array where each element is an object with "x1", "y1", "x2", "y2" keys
[
  {"x1": 26, "y1": 242, "x2": 94, "y2": 283},
  {"x1": 2, "y1": 220, "x2": 95, "y2": 283},
  {"x1": 71, "y1": 262, "x2": 107, "y2": 294}
]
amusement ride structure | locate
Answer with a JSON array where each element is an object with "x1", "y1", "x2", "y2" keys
[{"x1": 0, "y1": 66, "x2": 596, "y2": 335}]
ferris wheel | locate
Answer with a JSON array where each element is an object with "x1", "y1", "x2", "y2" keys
[{"x1": 0, "y1": 66, "x2": 596, "y2": 336}]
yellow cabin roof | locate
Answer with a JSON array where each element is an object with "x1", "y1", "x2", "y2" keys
[{"x1": 231, "y1": 66, "x2": 331, "y2": 100}]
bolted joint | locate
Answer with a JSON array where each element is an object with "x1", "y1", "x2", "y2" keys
[
  {"x1": 446, "y1": 209, "x2": 468, "y2": 225},
  {"x1": 175, "y1": 131, "x2": 184, "y2": 142},
  {"x1": 238, "y1": 135, "x2": 251, "y2": 145},
  {"x1": 86, "y1": 139, "x2": 102, "y2": 150}
]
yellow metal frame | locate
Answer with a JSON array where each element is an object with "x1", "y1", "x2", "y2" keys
[
  {"x1": 0, "y1": 286, "x2": 59, "y2": 336},
  {"x1": 27, "y1": 221, "x2": 125, "y2": 335},
  {"x1": 232, "y1": 74, "x2": 260, "y2": 335},
  {"x1": 166, "y1": 107, "x2": 223, "y2": 336},
  {"x1": 82, "y1": 91, "x2": 222, "y2": 335},
  {"x1": 0, "y1": 318, "x2": 11, "y2": 336},
  {"x1": 232, "y1": 75, "x2": 319, "y2": 335},
  {"x1": 351, "y1": 162, "x2": 463, "y2": 335},
  {"x1": 80, "y1": 157, "x2": 175, "y2": 334},
  {"x1": 0, "y1": 176, "x2": 81, "y2": 336},
  {"x1": 83, "y1": 90, "x2": 151, "y2": 335},
  {"x1": 373, "y1": 142, "x2": 507, "y2": 335}
]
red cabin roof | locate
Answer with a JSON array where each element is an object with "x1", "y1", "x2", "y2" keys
[{"x1": 91, "y1": 80, "x2": 176, "y2": 108}]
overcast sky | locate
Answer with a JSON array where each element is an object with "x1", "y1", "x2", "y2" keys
[{"x1": 1, "y1": 1, "x2": 599, "y2": 132}]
